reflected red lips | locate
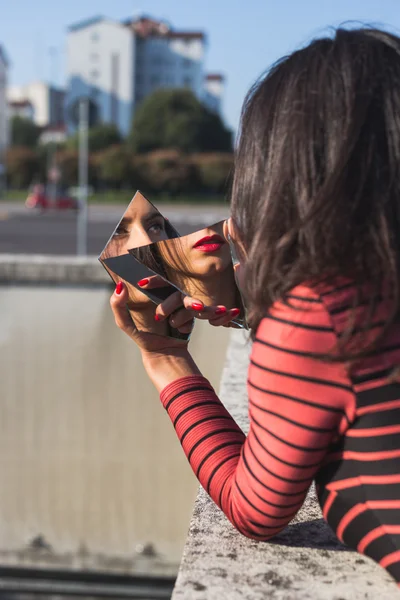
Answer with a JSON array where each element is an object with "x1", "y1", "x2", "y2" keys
[{"x1": 193, "y1": 234, "x2": 225, "y2": 253}]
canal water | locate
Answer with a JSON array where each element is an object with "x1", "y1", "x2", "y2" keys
[{"x1": 0, "y1": 285, "x2": 231, "y2": 575}]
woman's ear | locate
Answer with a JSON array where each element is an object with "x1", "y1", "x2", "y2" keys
[{"x1": 223, "y1": 218, "x2": 234, "y2": 242}]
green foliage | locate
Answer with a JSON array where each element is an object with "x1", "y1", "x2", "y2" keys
[
  {"x1": 55, "y1": 150, "x2": 79, "y2": 186},
  {"x1": 6, "y1": 147, "x2": 39, "y2": 188},
  {"x1": 10, "y1": 117, "x2": 41, "y2": 148},
  {"x1": 67, "y1": 124, "x2": 122, "y2": 153},
  {"x1": 54, "y1": 150, "x2": 97, "y2": 187},
  {"x1": 93, "y1": 145, "x2": 133, "y2": 188},
  {"x1": 191, "y1": 153, "x2": 234, "y2": 193},
  {"x1": 129, "y1": 89, "x2": 232, "y2": 153},
  {"x1": 136, "y1": 150, "x2": 198, "y2": 195}
]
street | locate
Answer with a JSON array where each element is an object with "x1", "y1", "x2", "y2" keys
[{"x1": 0, "y1": 203, "x2": 229, "y2": 256}]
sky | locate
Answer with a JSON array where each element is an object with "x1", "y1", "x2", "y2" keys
[{"x1": 3, "y1": 0, "x2": 400, "y2": 131}]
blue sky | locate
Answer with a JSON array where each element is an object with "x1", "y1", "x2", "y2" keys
[{"x1": 3, "y1": 0, "x2": 400, "y2": 130}]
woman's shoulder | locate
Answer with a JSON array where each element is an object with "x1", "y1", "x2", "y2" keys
[
  {"x1": 255, "y1": 284, "x2": 336, "y2": 356},
  {"x1": 255, "y1": 281, "x2": 364, "y2": 355}
]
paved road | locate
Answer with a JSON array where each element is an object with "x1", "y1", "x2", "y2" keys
[{"x1": 0, "y1": 203, "x2": 229, "y2": 256}]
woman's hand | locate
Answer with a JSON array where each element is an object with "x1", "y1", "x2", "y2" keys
[
  {"x1": 137, "y1": 275, "x2": 242, "y2": 329},
  {"x1": 110, "y1": 281, "x2": 201, "y2": 392},
  {"x1": 110, "y1": 281, "x2": 189, "y2": 353}
]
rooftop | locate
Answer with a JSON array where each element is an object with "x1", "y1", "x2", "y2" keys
[
  {"x1": 68, "y1": 15, "x2": 106, "y2": 32},
  {"x1": 9, "y1": 100, "x2": 33, "y2": 108},
  {"x1": 126, "y1": 16, "x2": 205, "y2": 40},
  {"x1": 69, "y1": 14, "x2": 206, "y2": 41},
  {"x1": 205, "y1": 74, "x2": 225, "y2": 82}
]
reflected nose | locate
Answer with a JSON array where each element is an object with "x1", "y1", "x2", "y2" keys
[{"x1": 128, "y1": 226, "x2": 152, "y2": 249}]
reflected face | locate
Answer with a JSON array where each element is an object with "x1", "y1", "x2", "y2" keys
[
  {"x1": 160, "y1": 222, "x2": 231, "y2": 279},
  {"x1": 106, "y1": 193, "x2": 172, "y2": 257},
  {"x1": 99, "y1": 191, "x2": 189, "y2": 340}
]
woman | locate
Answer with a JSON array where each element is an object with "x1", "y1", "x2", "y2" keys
[
  {"x1": 130, "y1": 221, "x2": 244, "y2": 321},
  {"x1": 110, "y1": 28, "x2": 400, "y2": 586}
]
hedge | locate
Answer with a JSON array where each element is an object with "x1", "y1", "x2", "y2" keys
[{"x1": 6, "y1": 146, "x2": 234, "y2": 196}]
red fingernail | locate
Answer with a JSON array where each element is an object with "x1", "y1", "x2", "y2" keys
[
  {"x1": 116, "y1": 281, "x2": 123, "y2": 295},
  {"x1": 192, "y1": 302, "x2": 203, "y2": 311},
  {"x1": 154, "y1": 314, "x2": 161, "y2": 321},
  {"x1": 138, "y1": 278, "x2": 149, "y2": 287},
  {"x1": 231, "y1": 308, "x2": 241, "y2": 317},
  {"x1": 215, "y1": 307, "x2": 227, "y2": 315}
]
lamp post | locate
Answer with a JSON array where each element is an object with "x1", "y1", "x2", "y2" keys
[{"x1": 77, "y1": 97, "x2": 89, "y2": 256}]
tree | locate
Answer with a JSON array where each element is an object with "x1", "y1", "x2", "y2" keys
[
  {"x1": 6, "y1": 147, "x2": 39, "y2": 188},
  {"x1": 94, "y1": 145, "x2": 132, "y2": 188},
  {"x1": 191, "y1": 153, "x2": 234, "y2": 194},
  {"x1": 136, "y1": 149, "x2": 197, "y2": 195},
  {"x1": 10, "y1": 116, "x2": 41, "y2": 148},
  {"x1": 129, "y1": 89, "x2": 232, "y2": 153},
  {"x1": 67, "y1": 124, "x2": 122, "y2": 153}
]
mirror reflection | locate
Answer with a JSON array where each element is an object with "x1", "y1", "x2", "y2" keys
[
  {"x1": 129, "y1": 221, "x2": 247, "y2": 327},
  {"x1": 99, "y1": 191, "x2": 189, "y2": 340}
]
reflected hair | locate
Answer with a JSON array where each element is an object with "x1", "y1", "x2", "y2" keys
[{"x1": 230, "y1": 27, "x2": 400, "y2": 361}]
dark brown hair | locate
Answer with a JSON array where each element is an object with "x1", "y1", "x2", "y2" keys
[{"x1": 231, "y1": 27, "x2": 400, "y2": 359}]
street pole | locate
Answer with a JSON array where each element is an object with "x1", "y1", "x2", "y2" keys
[
  {"x1": 48, "y1": 46, "x2": 58, "y2": 208},
  {"x1": 77, "y1": 97, "x2": 88, "y2": 255}
]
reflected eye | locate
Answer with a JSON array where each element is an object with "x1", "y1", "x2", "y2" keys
[
  {"x1": 114, "y1": 224, "x2": 129, "y2": 236},
  {"x1": 147, "y1": 221, "x2": 166, "y2": 236}
]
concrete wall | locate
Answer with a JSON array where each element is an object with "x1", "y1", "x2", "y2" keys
[{"x1": 172, "y1": 331, "x2": 399, "y2": 600}]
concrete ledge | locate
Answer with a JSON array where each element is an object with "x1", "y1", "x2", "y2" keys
[
  {"x1": 0, "y1": 255, "x2": 110, "y2": 284},
  {"x1": 172, "y1": 330, "x2": 398, "y2": 600}
]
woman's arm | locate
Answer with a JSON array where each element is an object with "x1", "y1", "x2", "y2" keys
[
  {"x1": 112, "y1": 284, "x2": 355, "y2": 539},
  {"x1": 149, "y1": 289, "x2": 355, "y2": 540}
]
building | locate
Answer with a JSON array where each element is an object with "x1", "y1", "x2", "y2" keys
[
  {"x1": 39, "y1": 124, "x2": 67, "y2": 146},
  {"x1": 126, "y1": 16, "x2": 206, "y2": 107},
  {"x1": 8, "y1": 99, "x2": 35, "y2": 121},
  {"x1": 7, "y1": 82, "x2": 65, "y2": 127},
  {"x1": 0, "y1": 45, "x2": 9, "y2": 191},
  {"x1": 203, "y1": 74, "x2": 224, "y2": 115},
  {"x1": 66, "y1": 16, "x2": 135, "y2": 137},
  {"x1": 66, "y1": 14, "x2": 224, "y2": 137}
]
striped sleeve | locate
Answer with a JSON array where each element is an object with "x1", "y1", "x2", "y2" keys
[{"x1": 160, "y1": 286, "x2": 356, "y2": 540}]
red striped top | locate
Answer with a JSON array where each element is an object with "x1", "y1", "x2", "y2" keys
[{"x1": 160, "y1": 284, "x2": 400, "y2": 585}]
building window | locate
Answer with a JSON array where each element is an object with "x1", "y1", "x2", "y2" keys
[
  {"x1": 91, "y1": 32, "x2": 99, "y2": 42},
  {"x1": 151, "y1": 75, "x2": 160, "y2": 86},
  {"x1": 183, "y1": 76, "x2": 192, "y2": 87},
  {"x1": 91, "y1": 86, "x2": 100, "y2": 98},
  {"x1": 90, "y1": 69, "x2": 99, "y2": 80},
  {"x1": 183, "y1": 58, "x2": 192, "y2": 68}
]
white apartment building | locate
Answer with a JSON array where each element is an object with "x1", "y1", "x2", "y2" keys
[
  {"x1": 66, "y1": 15, "x2": 224, "y2": 137},
  {"x1": 7, "y1": 82, "x2": 65, "y2": 127},
  {"x1": 66, "y1": 16, "x2": 135, "y2": 137},
  {"x1": 0, "y1": 45, "x2": 9, "y2": 188},
  {"x1": 203, "y1": 74, "x2": 224, "y2": 115}
]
